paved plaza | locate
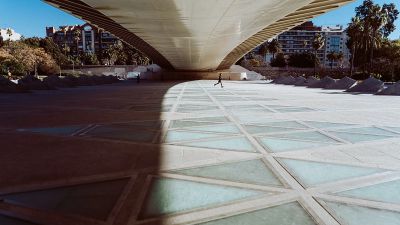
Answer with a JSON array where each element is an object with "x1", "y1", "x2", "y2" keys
[{"x1": 1, "y1": 80, "x2": 400, "y2": 225}]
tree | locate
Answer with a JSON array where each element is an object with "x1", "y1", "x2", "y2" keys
[
  {"x1": 39, "y1": 37, "x2": 69, "y2": 66},
  {"x1": 374, "y1": 40, "x2": 400, "y2": 81},
  {"x1": 354, "y1": 0, "x2": 399, "y2": 72},
  {"x1": 73, "y1": 29, "x2": 81, "y2": 56},
  {"x1": 270, "y1": 53, "x2": 286, "y2": 67},
  {"x1": 288, "y1": 52, "x2": 316, "y2": 68},
  {"x1": 302, "y1": 40, "x2": 308, "y2": 50},
  {"x1": 346, "y1": 16, "x2": 364, "y2": 77},
  {"x1": 336, "y1": 52, "x2": 344, "y2": 68},
  {"x1": 258, "y1": 43, "x2": 268, "y2": 61},
  {"x1": 311, "y1": 33, "x2": 325, "y2": 76},
  {"x1": 327, "y1": 51, "x2": 338, "y2": 69},
  {"x1": 267, "y1": 39, "x2": 281, "y2": 60},
  {"x1": 81, "y1": 53, "x2": 99, "y2": 65},
  {"x1": 0, "y1": 35, "x2": 4, "y2": 48}
]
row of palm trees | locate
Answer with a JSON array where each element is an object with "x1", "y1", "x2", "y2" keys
[
  {"x1": 258, "y1": 33, "x2": 328, "y2": 76},
  {"x1": 346, "y1": 0, "x2": 398, "y2": 76}
]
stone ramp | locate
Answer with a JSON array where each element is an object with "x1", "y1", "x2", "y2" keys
[
  {"x1": 376, "y1": 81, "x2": 400, "y2": 95},
  {"x1": 308, "y1": 76, "x2": 336, "y2": 88},
  {"x1": 347, "y1": 77, "x2": 384, "y2": 93},
  {"x1": 326, "y1": 76, "x2": 356, "y2": 90}
]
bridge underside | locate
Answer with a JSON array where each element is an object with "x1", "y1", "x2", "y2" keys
[{"x1": 44, "y1": 0, "x2": 354, "y2": 71}]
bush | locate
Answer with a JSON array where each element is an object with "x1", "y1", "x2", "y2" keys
[
  {"x1": 288, "y1": 52, "x2": 318, "y2": 68},
  {"x1": 270, "y1": 53, "x2": 286, "y2": 67}
]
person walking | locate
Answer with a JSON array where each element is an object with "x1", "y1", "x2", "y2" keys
[
  {"x1": 214, "y1": 73, "x2": 223, "y2": 88},
  {"x1": 136, "y1": 74, "x2": 141, "y2": 84}
]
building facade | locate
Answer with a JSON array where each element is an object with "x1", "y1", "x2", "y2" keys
[
  {"x1": 267, "y1": 22, "x2": 351, "y2": 68},
  {"x1": 46, "y1": 23, "x2": 119, "y2": 56}
]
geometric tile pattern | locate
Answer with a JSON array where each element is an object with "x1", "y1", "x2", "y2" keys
[
  {"x1": 4, "y1": 80, "x2": 400, "y2": 225},
  {"x1": 198, "y1": 202, "x2": 317, "y2": 225},
  {"x1": 138, "y1": 177, "x2": 266, "y2": 219},
  {"x1": 322, "y1": 201, "x2": 400, "y2": 225},
  {"x1": 172, "y1": 159, "x2": 284, "y2": 187},
  {"x1": 335, "y1": 179, "x2": 400, "y2": 204},
  {"x1": 279, "y1": 159, "x2": 386, "y2": 187},
  {"x1": 1, "y1": 179, "x2": 129, "y2": 220}
]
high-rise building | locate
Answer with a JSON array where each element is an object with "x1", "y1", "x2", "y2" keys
[
  {"x1": 265, "y1": 22, "x2": 351, "y2": 68},
  {"x1": 46, "y1": 23, "x2": 118, "y2": 56}
]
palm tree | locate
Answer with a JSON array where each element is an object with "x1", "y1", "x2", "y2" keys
[
  {"x1": 302, "y1": 40, "x2": 308, "y2": 52},
  {"x1": 267, "y1": 39, "x2": 281, "y2": 60},
  {"x1": 346, "y1": 16, "x2": 364, "y2": 77},
  {"x1": 354, "y1": 0, "x2": 399, "y2": 74},
  {"x1": 258, "y1": 43, "x2": 268, "y2": 62},
  {"x1": 336, "y1": 52, "x2": 344, "y2": 68},
  {"x1": 73, "y1": 29, "x2": 81, "y2": 56},
  {"x1": 312, "y1": 33, "x2": 325, "y2": 76},
  {"x1": 327, "y1": 51, "x2": 337, "y2": 69},
  {"x1": 61, "y1": 27, "x2": 68, "y2": 55}
]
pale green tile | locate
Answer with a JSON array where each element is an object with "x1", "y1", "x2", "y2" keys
[
  {"x1": 22, "y1": 125, "x2": 85, "y2": 136},
  {"x1": 244, "y1": 125, "x2": 299, "y2": 134},
  {"x1": 337, "y1": 180, "x2": 400, "y2": 204},
  {"x1": 304, "y1": 121, "x2": 353, "y2": 129},
  {"x1": 385, "y1": 127, "x2": 400, "y2": 133},
  {"x1": 2, "y1": 179, "x2": 128, "y2": 220},
  {"x1": 260, "y1": 121, "x2": 308, "y2": 129},
  {"x1": 174, "y1": 159, "x2": 283, "y2": 187},
  {"x1": 258, "y1": 137, "x2": 333, "y2": 152},
  {"x1": 281, "y1": 159, "x2": 384, "y2": 187},
  {"x1": 276, "y1": 107, "x2": 316, "y2": 112},
  {"x1": 139, "y1": 178, "x2": 264, "y2": 219},
  {"x1": 170, "y1": 120, "x2": 219, "y2": 129},
  {"x1": 184, "y1": 117, "x2": 230, "y2": 123},
  {"x1": 329, "y1": 131, "x2": 392, "y2": 143},
  {"x1": 164, "y1": 131, "x2": 224, "y2": 143},
  {"x1": 176, "y1": 137, "x2": 257, "y2": 152},
  {"x1": 87, "y1": 126, "x2": 156, "y2": 142},
  {"x1": 269, "y1": 131, "x2": 339, "y2": 143},
  {"x1": 184, "y1": 124, "x2": 241, "y2": 134},
  {"x1": 324, "y1": 201, "x2": 400, "y2": 225},
  {"x1": 334, "y1": 127, "x2": 398, "y2": 136},
  {"x1": 198, "y1": 202, "x2": 316, "y2": 225}
]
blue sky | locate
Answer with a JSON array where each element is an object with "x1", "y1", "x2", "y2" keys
[{"x1": 0, "y1": 0, "x2": 399, "y2": 39}]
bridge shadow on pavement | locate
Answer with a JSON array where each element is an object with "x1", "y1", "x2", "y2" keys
[{"x1": 0, "y1": 80, "x2": 179, "y2": 225}]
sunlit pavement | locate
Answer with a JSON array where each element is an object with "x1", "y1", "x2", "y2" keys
[{"x1": 1, "y1": 80, "x2": 400, "y2": 225}]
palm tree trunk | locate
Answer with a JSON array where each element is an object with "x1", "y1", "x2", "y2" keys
[
  {"x1": 350, "y1": 44, "x2": 356, "y2": 77},
  {"x1": 314, "y1": 50, "x2": 317, "y2": 76}
]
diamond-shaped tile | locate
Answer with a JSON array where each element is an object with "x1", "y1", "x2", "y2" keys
[
  {"x1": 19, "y1": 125, "x2": 86, "y2": 136},
  {"x1": 328, "y1": 131, "x2": 393, "y2": 143},
  {"x1": 269, "y1": 131, "x2": 339, "y2": 143},
  {"x1": 164, "y1": 131, "x2": 225, "y2": 143},
  {"x1": 139, "y1": 177, "x2": 265, "y2": 219},
  {"x1": 323, "y1": 201, "x2": 400, "y2": 225},
  {"x1": 333, "y1": 127, "x2": 398, "y2": 136},
  {"x1": 258, "y1": 137, "x2": 334, "y2": 152},
  {"x1": 198, "y1": 202, "x2": 317, "y2": 225},
  {"x1": 244, "y1": 125, "x2": 301, "y2": 135},
  {"x1": 174, "y1": 136, "x2": 257, "y2": 152},
  {"x1": 304, "y1": 121, "x2": 353, "y2": 129},
  {"x1": 173, "y1": 159, "x2": 283, "y2": 187},
  {"x1": 1, "y1": 179, "x2": 129, "y2": 220},
  {"x1": 183, "y1": 124, "x2": 241, "y2": 134},
  {"x1": 280, "y1": 159, "x2": 385, "y2": 187},
  {"x1": 336, "y1": 179, "x2": 400, "y2": 204}
]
